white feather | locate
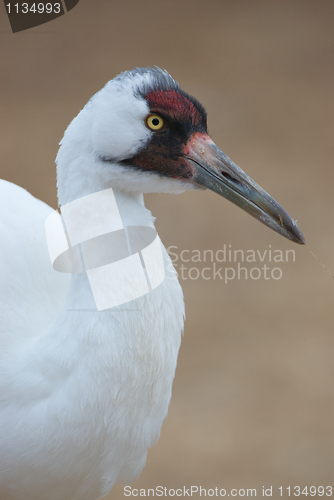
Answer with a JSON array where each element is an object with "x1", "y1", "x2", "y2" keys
[{"x1": 0, "y1": 68, "x2": 186, "y2": 500}]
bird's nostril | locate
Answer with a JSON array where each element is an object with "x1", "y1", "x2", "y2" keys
[{"x1": 221, "y1": 171, "x2": 240, "y2": 185}]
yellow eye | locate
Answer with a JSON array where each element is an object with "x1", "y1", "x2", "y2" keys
[{"x1": 145, "y1": 114, "x2": 164, "y2": 131}]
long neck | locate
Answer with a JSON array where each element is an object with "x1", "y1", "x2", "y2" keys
[
  {"x1": 55, "y1": 110, "x2": 160, "y2": 316},
  {"x1": 27, "y1": 187, "x2": 159, "y2": 370}
]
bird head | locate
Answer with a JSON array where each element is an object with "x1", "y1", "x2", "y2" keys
[{"x1": 56, "y1": 67, "x2": 304, "y2": 244}]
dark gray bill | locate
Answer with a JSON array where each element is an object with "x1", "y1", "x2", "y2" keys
[{"x1": 184, "y1": 134, "x2": 305, "y2": 245}]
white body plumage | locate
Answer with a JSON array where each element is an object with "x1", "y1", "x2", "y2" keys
[
  {"x1": 0, "y1": 69, "x2": 186, "y2": 500},
  {"x1": 0, "y1": 180, "x2": 184, "y2": 500}
]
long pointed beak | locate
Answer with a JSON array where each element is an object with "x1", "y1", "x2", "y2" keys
[{"x1": 183, "y1": 133, "x2": 305, "y2": 245}]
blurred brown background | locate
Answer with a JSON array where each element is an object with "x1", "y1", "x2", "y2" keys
[{"x1": 1, "y1": 0, "x2": 334, "y2": 497}]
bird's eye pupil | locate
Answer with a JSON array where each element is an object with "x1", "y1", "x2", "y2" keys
[{"x1": 152, "y1": 118, "x2": 159, "y2": 126}]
